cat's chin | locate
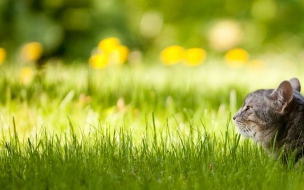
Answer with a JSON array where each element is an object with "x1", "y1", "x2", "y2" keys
[
  {"x1": 236, "y1": 127, "x2": 252, "y2": 139},
  {"x1": 234, "y1": 121, "x2": 254, "y2": 138}
]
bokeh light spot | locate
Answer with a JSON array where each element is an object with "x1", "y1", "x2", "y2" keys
[
  {"x1": 20, "y1": 67, "x2": 34, "y2": 85},
  {"x1": 252, "y1": 0, "x2": 277, "y2": 20},
  {"x1": 128, "y1": 51, "x2": 142, "y2": 65},
  {"x1": 140, "y1": 11, "x2": 163, "y2": 38},
  {"x1": 208, "y1": 20, "x2": 242, "y2": 51}
]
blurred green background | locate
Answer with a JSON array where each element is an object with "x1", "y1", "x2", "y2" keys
[{"x1": 1, "y1": 0, "x2": 304, "y2": 61}]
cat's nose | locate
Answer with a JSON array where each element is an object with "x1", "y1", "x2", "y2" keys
[{"x1": 233, "y1": 116, "x2": 236, "y2": 120}]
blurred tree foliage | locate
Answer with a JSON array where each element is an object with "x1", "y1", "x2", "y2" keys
[{"x1": 0, "y1": 0, "x2": 304, "y2": 61}]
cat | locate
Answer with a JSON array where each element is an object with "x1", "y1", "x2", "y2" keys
[{"x1": 233, "y1": 77, "x2": 304, "y2": 163}]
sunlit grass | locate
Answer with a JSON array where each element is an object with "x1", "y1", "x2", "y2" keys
[{"x1": 0, "y1": 60, "x2": 304, "y2": 189}]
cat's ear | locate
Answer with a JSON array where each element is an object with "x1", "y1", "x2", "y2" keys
[
  {"x1": 289, "y1": 77, "x2": 301, "y2": 92},
  {"x1": 269, "y1": 81, "x2": 293, "y2": 112}
]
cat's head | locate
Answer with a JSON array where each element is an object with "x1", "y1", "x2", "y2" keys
[{"x1": 233, "y1": 78, "x2": 301, "y2": 143}]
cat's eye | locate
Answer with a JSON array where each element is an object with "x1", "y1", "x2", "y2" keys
[{"x1": 244, "y1": 106, "x2": 251, "y2": 111}]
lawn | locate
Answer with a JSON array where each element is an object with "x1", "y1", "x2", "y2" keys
[{"x1": 0, "y1": 60, "x2": 303, "y2": 189}]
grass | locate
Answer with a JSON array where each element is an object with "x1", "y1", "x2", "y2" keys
[{"x1": 0, "y1": 60, "x2": 304, "y2": 189}]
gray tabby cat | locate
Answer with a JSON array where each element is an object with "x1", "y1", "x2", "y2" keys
[{"x1": 233, "y1": 78, "x2": 304, "y2": 163}]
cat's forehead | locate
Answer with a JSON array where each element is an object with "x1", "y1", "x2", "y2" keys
[{"x1": 244, "y1": 89, "x2": 273, "y2": 104}]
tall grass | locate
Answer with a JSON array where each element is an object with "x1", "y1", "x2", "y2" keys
[
  {"x1": 0, "y1": 61, "x2": 304, "y2": 189},
  {"x1": 1, "y1": 117, "x2": 303, "y2": 189}
]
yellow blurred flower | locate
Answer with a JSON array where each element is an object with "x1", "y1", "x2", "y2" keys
[
  {"x1": 98, "y1": 37, "x2": 120, "y2": 54},
  {"x1": 0, "y1": 48, "x2": 6, "y2": 65},
  {"x1": 183, "y1": 48, "x2": 207, "y2": 66},
  {"x1": 22, "y1": 42, "x2": 43, "y2": 61},
  {"x1": 89, "y1": 53, "x2": 108, "y2": 69},
  {"x1": 160, "y1": 45, "x2": 184, "y2": 65},
  {"x1": 111, "y1": 45, "x2": 129, "y2": 64},
  {"x1": 20, "y1": 67, "x2": 34, "y2": 85},
  {"x1": 224, "y1": 48, "x2": 249, "y2": 68}
]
